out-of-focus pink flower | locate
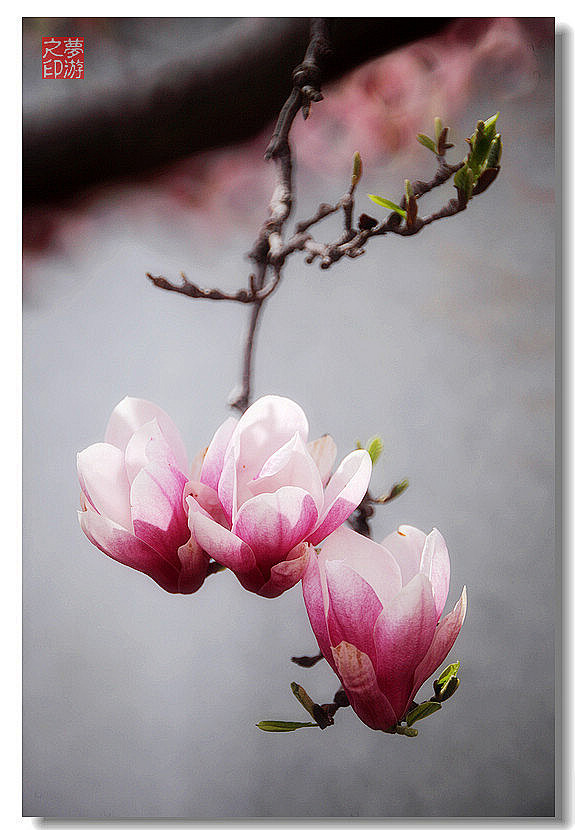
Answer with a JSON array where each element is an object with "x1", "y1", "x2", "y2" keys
[
  {"x1": 77, "y1": 397, "x2": 209, "y2": 593},
  {"x1": 302, "y1": 525, "x2": 467, "y2": 732},
  {"x1": 187, "y1": 395, "x2": 372, "y2": 598}
]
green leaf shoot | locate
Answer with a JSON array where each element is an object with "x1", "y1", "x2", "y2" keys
[
  {"x1": 366, "y1": 436, "x2": 384, "y2": 465},
  {"x1": 417, "y1": 133, "x2": 437, "y2": 153},
  {"x1": 406, "y1": 700, "x2": 442, "y2": 727},
  {"x1": 256, "y1": 720, "x2": 319, "y2": 732},
  {"x1": 367, "y1": 194, "x2": 407, "y2": 219}
]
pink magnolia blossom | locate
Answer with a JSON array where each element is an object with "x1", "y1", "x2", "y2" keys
[
  {"x1": 77, "y1": 397, "x2": 209, "y2": 593},
  {"x1": 302, "y1": 525, "x2": 467, "y2": 732},
  {"x1": 187, "y1": 395, "x2": 372, "y2": 598}
]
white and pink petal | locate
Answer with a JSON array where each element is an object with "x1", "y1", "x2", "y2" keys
[
  {"x1": 372, "y1": 573, "x2": 437, "y2": 720},
  {"x1": 419, "y1": 528, "x2": 451, "y2": 621},
  {"x1": 308, "y1": 450, "x2": 372, "y2": 545},
  {"x1": 331, "y1": 641, "x2": 397, "y2": 732},
  {"x1": 104, "y1": 396, "x2": 188, "y2": 472},
  {"x1": 77, "y1": 443, "x2": 132, "y2": 530},
  {"x1": 380, "y1": 525, "x2": 427, "y2": 588},
  {"x1": 130, "y1": 460, "x2": 189, "y2": 564},
  {"x1": 232, "y1": 486, "x2": 318, "y2": 572},
  {"x1": 307, "y1": 434, "x2": 337, "y2": 485},
  {"x1": 410, "y1": 585, "x2": 467, "y2": 701},
  {"x1": 78, "y1": 503, "x2": 180, "y2": 592}
]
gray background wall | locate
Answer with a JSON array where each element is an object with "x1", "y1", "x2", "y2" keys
[{"x1": 23, "y1": 22, "x2": 555, "y2": 818}]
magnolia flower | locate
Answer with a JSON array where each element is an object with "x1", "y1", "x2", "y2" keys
[
  {"x1": 187, "y1": 395, "x2": 372, "y2": 598},
  {"x1": 77, "y1": 397, "x2": 209, "y2": 593},
  {"x1": 302, "y1": 525, "x2": 467, "y2": 732}
]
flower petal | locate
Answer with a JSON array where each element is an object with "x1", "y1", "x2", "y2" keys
[
  {"x1": 200, "y1": 416, "x2": 238, "y2": 490},
  {"x1": 419, "y1": 528, "x2": 450, "y2": 620},
  {"x1": 410, "y1": 586, "x2": 467, "y2": 701},
  {"x1": 77, "y1": 443, "x2": 132, "y2": 530},
  {"x1": 308, "y1": 450, "x2": 372, "y2": 545},
  {"x1": 331, "y1": 641, "x2": 397, "y2": 732},
  {"x1": 189, "y1": 446, "x2": 207, "y2": 482},
  {"x1": 324, "y1": 560, "x2": 383, "y2": 664},
  {"x1": 380, "y1": 525, "x2": 427, "y2": 587},
  {"x1": 307, "y1": 434, "x2": 337, "y2": 485},
  {"x1": 258, "y1": 542, "x2": 312, "y2": 598},
  {"x1": 372, "y1": 573, "x2": 437, "y2": 721},
  {"x1": 124, "y1": 418, "x2": 184, "y2": 485},
  {"x1": 302, "y1": 552, "x2": 335, "y2": 670},
  {"x1": 130, "y1": 461, "x2": 189, "y2": 564},
  {"x1": 184, "y1": 480, "x2": 229, "y2": 528},
  {"x1": 219, "y1": 395, "x2": 309, "y2": 517},
  {"x1": 176, "y1": 537, "x2": 210, "y2": 594},
  {"x1": 319, "y1": 526, "x2": 402, "y2": 606},
  {"x1": 79, "y1": 504, "x2": 180, "y2": 592},
  {"x1": 105, "y1": 396, "x2": 188, "y2": 472},
  {"x1": 232, "y1": 487, "x2": 318, "y2": 573},
  {"x1": 189, "y1": 507, "x2": 258, "y2": 575},
  {"x1": 249, "y1": 432, "x2": 324, "y2": 512}
]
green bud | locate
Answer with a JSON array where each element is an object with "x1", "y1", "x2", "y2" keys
[
  {"x1": 405, "y1": 700, "x2": 442, "y2": 727},
  {"x1": 417, "y1": 133, "x2": 437, "y2": 153},
  {"x1": 486, "y1": 134, "x2": 502, "y2": 169},
  {"x1": 432, "y1": 661, "x2": 460, "y2": 701},
  {"x1": 433, "y1": 675, "x2": 460, "y2": 702},
  {"x1": 290, "y1": 682, "x2": 316, "y2": 717},
  {"x1": 405, "y1": 179, "x2": 414, "y2": 201},
  {"x1": 256, "y1": 720, "x2": 319, "y2": 732},
  {"x1": 351, "y1": 151, "x2": 363, "y2": 187},
  {"x1": 483, "y1": 112, "x2": 500, "y2": 141},
  {"x1": 468, "y1": 122, "x2": 491, "y2": 173},
  {"x1": 434, "y1": 117, "x2": 443, "y2": 145},
  {"x1": 454, "y1": 165, "x2": 474, "y2": 202},
  {"x1": 388, "y1": 478, "x2": 409, "y2": 500},
  {"x1": 367, "y1": 194, "x2": 407, "y2": 219}
]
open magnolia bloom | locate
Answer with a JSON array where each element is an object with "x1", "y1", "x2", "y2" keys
[
  {"x1": 187, "y1": 395, "x2": 372, "y2": 598},
  {"x1": 78, "y1": 397, "x2": 209, "y2": 593},
  {"x1": 302, "y1": 525, "x2": 467, "y2": 732}
]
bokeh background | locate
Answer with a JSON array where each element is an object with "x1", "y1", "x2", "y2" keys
[{"x1": 23, "y1": 18, "x2": 555, "y2": 818}]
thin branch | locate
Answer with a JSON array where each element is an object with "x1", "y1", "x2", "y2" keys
[{"x1": 228, "y1": 19, "x2": 330, "y2": 414}]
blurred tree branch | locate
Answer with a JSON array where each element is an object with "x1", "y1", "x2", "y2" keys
[{"x1": 23, "y1": 17, "x2": 454, "y2": 207}]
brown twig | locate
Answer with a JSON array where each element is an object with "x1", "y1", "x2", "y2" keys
[
  {"x1": 149, "y1": 20, "x2": 495, "y2": 421},
  {"x1": 291, "y1": 651, "x2": 324, "y2": 668}
]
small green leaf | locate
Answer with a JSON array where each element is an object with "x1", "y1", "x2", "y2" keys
[
  {"x1": 395, "y1": 725, "x2": 418, "y2": 737},
  {"x1": 367, "y1": 195, "x2": 407, "y2": 219},
  {"x1": 434, "y1": 117, "x2": 443, "y2": 145},
  {"x1": 417, "y1": 134, "x2": 437, "y2": 153},
  {"x1": 351, "y1": 151, "x2": 363, "y2": 186},
  {"x1": 404, "y1": 179, "x2": 414, "y2": 201},
  {"x1": 256, "y1": 720, "x2": 319, "y2": 732},
  {"x1": 366, "y1": 436, "x2": 383, "y2": 465},
  {"x1": 437, "y1": 661, "x2": 460, "y2": 687},
  {"x1": 355, "y1": 440, "x2": 364, "y2": 450},
  {"x1": 406, "y1": 700, "x2": 442, "y2": 727}
]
